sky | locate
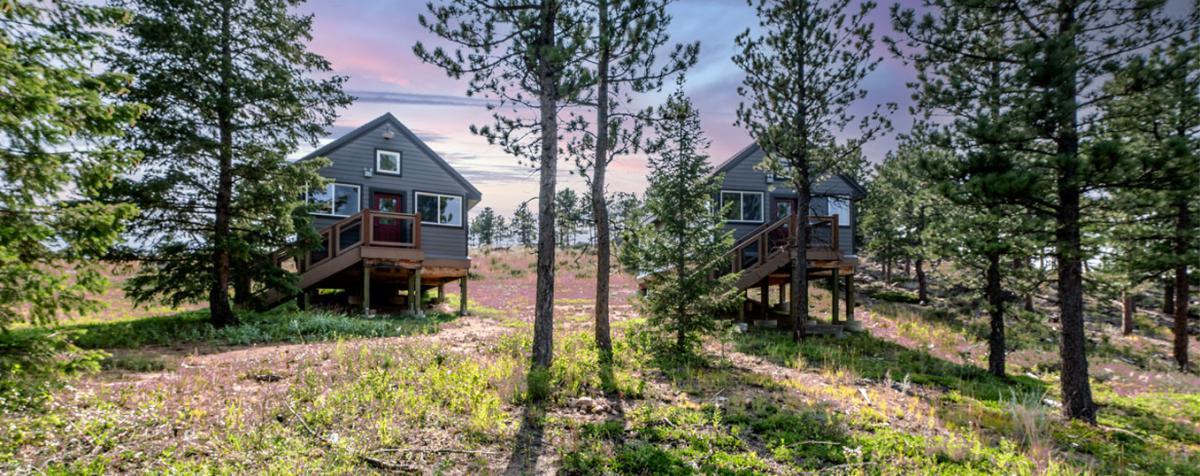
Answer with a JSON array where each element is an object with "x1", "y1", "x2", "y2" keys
[{"x1": 289, "y1": 1, "x2": 908, "y2": 215}]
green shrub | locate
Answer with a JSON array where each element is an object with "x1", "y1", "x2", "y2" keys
[
  {"x1": 0, "y1": 329, "x2": 106, "y2": 411},
  {"x1": 526, "y1": 365, "x2": 552, "y2": 403}
]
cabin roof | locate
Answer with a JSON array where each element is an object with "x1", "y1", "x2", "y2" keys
[
  {"x1": 713, "y1": 143, "x2": 868, "y2": 199},
  {"x1": 299, "y1": 113, "x2": 483, "y2": 201}
]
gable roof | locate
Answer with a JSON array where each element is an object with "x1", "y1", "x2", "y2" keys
[
  {"x1": 299, "y1": 113, "x2": 483, "y2": 201},
  {"x1": 713, "y1": 143, "x2": 868, "y2": 199}
]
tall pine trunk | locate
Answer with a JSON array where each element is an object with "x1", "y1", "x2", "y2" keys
[
  {"x1": 790, "y1": 172, "x2": 811, "y2": 339},
  {"x1": 592, "y1": 0, "x2": 613, "y2": 363},
  {"x1": 531, "y1": 0, "x2": 559, "y2": 371},
  {"x1": 1173, "y1": 199, "x2": 1190, "y2": 370},
  {"x1": 1053, "y1": 3, "x2": 1095, "y2": 422},
  {"x1": 985, "y1": 252, "x2": 1005, "y2": 377},
  {"x1": 209, "y1": 0, "x2": 236, "y2": 327}
]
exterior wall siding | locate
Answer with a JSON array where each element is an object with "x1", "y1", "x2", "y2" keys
[
  {"x1": 309, "y1": 121, "x2": 471, "y2": 260},
  {"x1": 715, "y1": 146, "x2": 860, "y2": 255}
]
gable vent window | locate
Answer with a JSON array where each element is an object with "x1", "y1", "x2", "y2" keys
[
  {"x1": 309, "y1": 183, "x2": 361, "y2": 217},
  {"x1": 376, "y1": 150, "x2": 402, "y2": 175},
  {"x1": 720, "y1": 191, "x2": 763, "y2": 223},
  {"x1": 416, "y1": 192, "x2": 463, "y2": 227}
]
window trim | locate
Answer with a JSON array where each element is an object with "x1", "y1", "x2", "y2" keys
[
  {"x1": 375, "y1": 149, "x2": 402, "y2": 175},
  {"x1": 720, "y1": 190, "x2": 765, "y2": 224},
  {"x1": 414, "y1": 191, "x2": 465, "y2": 228},
  {"x1": 308, "y1": 182, "x2": 362, "y2": 217}
]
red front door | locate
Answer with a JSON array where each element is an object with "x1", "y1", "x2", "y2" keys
[
  {"x1": 371, "y1": 192, "x2": 407, "y2": 243},
  {"x1": 772, "y1": 197, "x2": 797, "y2": 220}
]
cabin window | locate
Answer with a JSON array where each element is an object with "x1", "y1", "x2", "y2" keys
[
  {"x1": 309, "y1": 183, "x2": 361, "y2": 217},
  {"x1": 828, "y1": 197, "x2": 851, "y2": 226},
  {"x1": 415, "y1": 192, "x2": 463, "y2": 226},
  {"x1": 376, "y1": 150, "x2": 401, "y2": 175},
  {"x1": 720, "y1": 191, "x2": 763, "y2": 223}
]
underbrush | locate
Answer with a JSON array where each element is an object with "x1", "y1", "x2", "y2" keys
[{"x1": 60, "y1": 306, "x2": 457, "y2": 349}]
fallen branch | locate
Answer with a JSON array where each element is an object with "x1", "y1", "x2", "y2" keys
[{"x1": 371, "y1": 447, "x2": 500, "y2": 456}]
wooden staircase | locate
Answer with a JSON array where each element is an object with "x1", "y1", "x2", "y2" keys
[
  {"x1": 259, "y1": 209, "x2": 423, "y2": 308},
  {"x1": 719, "y1": 213, "x2": 844, "y2": 292},
  {"x1": 715, "y1": 213, "x2": 859, "y2": 335}
]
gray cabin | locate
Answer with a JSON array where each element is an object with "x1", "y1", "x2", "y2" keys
[
  {"x1": 706, "y1": 143, "x2": 868, "y2": 335},
  {"x1": 263, "y1": 113, "x2": 481, "y2": 314},
  {"x1": 714, "y1": 143, "x2": 866, "y2": 256}
]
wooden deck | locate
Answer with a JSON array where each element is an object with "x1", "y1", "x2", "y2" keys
[{"x1": 262, "y1": 209, "x2": 469, "y2": 314}]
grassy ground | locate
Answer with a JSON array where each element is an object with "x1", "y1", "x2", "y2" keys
[{"x1": 1, "y1": 248, "x2": 1196, "y2": 474}]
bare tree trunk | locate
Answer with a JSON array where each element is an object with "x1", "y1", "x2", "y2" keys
[
  {"x1": 985, "y1": 252, "x2": 1005, "y2": 377},
  {"x1": 1173, "y1": 200, "x2": 1190, "y2": 370},
  {"x1": 1164, "y1": 280, "x2": 1176, "y2": 315},
  {"x1": 1122, "y1": 290, "x2": 1135, "y2": 336},
  {"x1": 591, "y1": 0, "x2": 613, "y2": 363},
  {"x1": 916, "y1": 257, "x2": 928, "y2": 304},
  {"x1": 904, "y1": 257, "x2": 910, "y2": 278},
  {"x1": 531, "y1": 0, "x2": 559, "y2": 371},
  {"x1": 883, "y1": 256, "x2": 892, "y2": 285},
  {"x1": 209, "y1": 0, "x2": 236, "y2": 327}
]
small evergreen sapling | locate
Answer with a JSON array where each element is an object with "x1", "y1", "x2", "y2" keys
[{"x1": 624, "y1": 86, "x2": 740, "y2": 358}]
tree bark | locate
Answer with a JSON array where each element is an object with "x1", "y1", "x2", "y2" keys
[
  {"x1": 592, "y1": 0, "x2": 613, "y2": 363},
  {"x1": 883, "y1": 256, "x2": 892, "y2": 285},
  {"x1": 208, "y1": 0, "x2": 236, "y2": 327},
  {"x1": 1163, "y1": 280, "x2": 1176, "y2": 315},
  {"x1": 1173, "y1": 199, "x2": 1190, "y2": 370},
  {"x1": 1053, "y1": 2, "x2": 1095, "y2": 422},
  {"x1": 791, "y1": 174, "x2": 811, "y2": 340},
  {"x1": 1121, "y1": 290, "x2": 1134, "y2": 336},
  {"x1": 915, "y1": 257, "x2": 928, "y2": 304},
  {"x1": 985, "y1": 252, "x2": 1005, "y2": 377},
  {"x1": 531, "y1": 0, "x2": 559, "y2": 371}
]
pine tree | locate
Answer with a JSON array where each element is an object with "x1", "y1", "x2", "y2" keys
[
  {"x1": 416, "y1": 0, "x2": 592, "y2": 372},
  {"x1": 471, "y1": 207, "x2": 501, "y2": 248},
  {"x1": 556, "y1": 188, "x2": 580, "y2": 248},
  {"x1": 866, "y1": 137, "x2": 943, "y2": 305},
  {"x1": 108, "y1": 0, "x2": 349, "y2": 326},
  {"x1": 576, "y1": 0, "x2": 698, "y2": 365},
  {"x1": 1100, "y1": 31, "x2": 1199, "y2": 369},
  {"x1": 623, "y1": 85, "x2": 739, "y2": 357},
  {"x1": 511, "y1": 202, "x2": 538, "y2": 249},
  {"x1": 0, "y1": 1, "x2": 143, "y2": 328},
  {"x1": 891, "y1": 0, "x2": 1193, "y2": 421},
  {"x1": 733, "y1": 0, "x2": 891, "y2": 339}
]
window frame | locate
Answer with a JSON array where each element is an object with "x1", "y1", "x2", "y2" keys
[
  {"x1": 720, "y1": 190, "x2": 765, "y2": 224},
  {"x1": 308, "y1": 183, "x2": 362, "y2": 217},
  {"x1": 375, "y1": 149, "x2": 402, "y2": 175},
  {"x1": 414, "y1": 191, "x2": 465, "y2": 228}
]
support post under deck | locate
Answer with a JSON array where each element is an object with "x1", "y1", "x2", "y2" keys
[
  {"x1": 410, "y1": 268, "x2": 423, "y2": 314},
  {"x1": 362, "y1": 262, "x2": 371, "y2": 316},
  {"x1": 845, "y1": 274, "x2": 858, "y2": 331},
  {"x1": 458, "y1": 276, "x2": 468, "y2": 316},
  {"x1": 830, "y1": 268, "x2": 840, "y2": 324},
  {"x1": 759, "y1": 280, "x2": 769, "y2": 322}
]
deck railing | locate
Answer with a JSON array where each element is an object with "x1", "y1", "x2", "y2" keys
[
  {"x1": 721, "y1": 214, "x2": 839, "y2": 274},
  {"x1": 302, "y1": 209, "x2": 421, "y2": 271}
]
